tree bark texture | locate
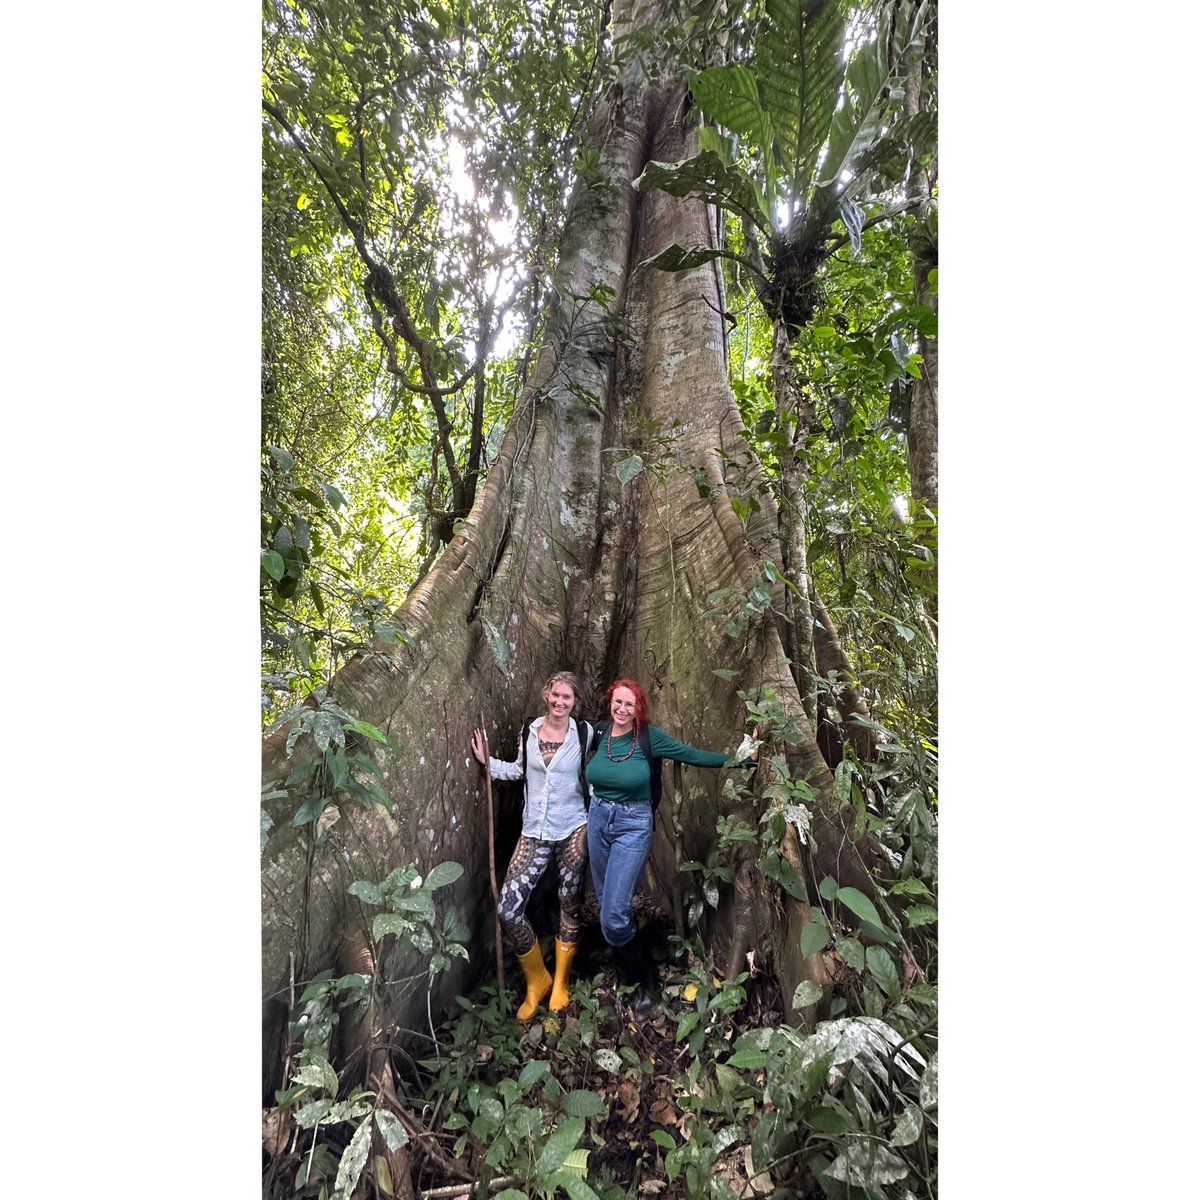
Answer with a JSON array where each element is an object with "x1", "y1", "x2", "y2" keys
[
  {"x1": 903, "y1": 18, "x2": 938, "y2": 521},
  {"x1": 262, "y1": 0, "x2": 880, "y2": 1095}
]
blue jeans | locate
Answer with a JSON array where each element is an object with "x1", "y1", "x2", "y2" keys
[{"x1": 587, "y1": 797, "x2": 653, "y2": 948}]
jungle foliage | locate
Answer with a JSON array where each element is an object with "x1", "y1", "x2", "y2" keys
[{"x1": 262, "y1": 1, "x2": 937, "y2": 1196}]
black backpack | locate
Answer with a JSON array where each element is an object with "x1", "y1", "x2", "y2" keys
[
  {"x1": 518, "y1": 718, "x2": 595, "y2": 801},
  {"x1": 592, "y1": 721, "x2": 662, "y2": 814}
]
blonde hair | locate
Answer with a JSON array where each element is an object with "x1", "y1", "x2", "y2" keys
[{"x1": 541, "y1": 671, "x2": 582, "y2": 706}]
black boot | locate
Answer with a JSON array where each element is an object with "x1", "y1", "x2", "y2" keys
[{"x1": 613, "y1": 934, "x2": 657, "y2": 1021}]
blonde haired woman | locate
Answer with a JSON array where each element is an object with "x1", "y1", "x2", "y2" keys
[{"x1": 471, "y1": 671, "x2": 595, "y2": 1020}]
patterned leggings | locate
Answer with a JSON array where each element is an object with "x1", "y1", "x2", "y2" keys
[{"x1": 498, "y1": 824, "x2": 589, "y2": 955}]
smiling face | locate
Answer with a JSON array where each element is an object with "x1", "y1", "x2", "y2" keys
[
  {"x1": 543, "y1": 681, "x2": 577, "y2": 720},
  {"x1": 609, "y1": 686, "x2": 637, "y2": 730}
]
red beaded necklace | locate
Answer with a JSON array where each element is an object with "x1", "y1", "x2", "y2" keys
[{"x1": 606, "y1": 723, "x2": 638, "y2": 762}]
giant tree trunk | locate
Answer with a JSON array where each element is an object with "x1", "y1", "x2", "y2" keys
[
  {"x1": 262, "y1": 0, "x2": 879, "y2": 1098},
  {"x1": 902, "y1": 11, "x2": 938, "y2": 525}
]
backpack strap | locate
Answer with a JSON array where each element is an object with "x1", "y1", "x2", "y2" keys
[
  {"x1": 577, "y1": 720, "x2": 593, "y2": 805},
  {"x1": 639, "y1": 724, "x2": 663, "y2": 822},
  {"x1": 518, "y1": 717, "x2": 534, "y2": 779}
]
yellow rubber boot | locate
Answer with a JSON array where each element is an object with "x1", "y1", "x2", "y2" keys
[
  {"x1": 515, "y1": 942, "x2": 552, "y2": 1022},
  {"x1": 549, "y1": 938, "x2": 578, "y2": 1012}
]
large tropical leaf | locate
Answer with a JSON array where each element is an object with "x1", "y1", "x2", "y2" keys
[
  {"x1": 632, "y1": 151, "x2": 772, "y2": 231},
  {"x1": 794, "y1": 112, "x2": 936, "y2": 259},
  {"x1": 689, "y1": 63, "x2": 773, "y2": 154},
  {"x1": 637, "y1": 241, "x2": 767, "y2": 284},
  {"x1": 818, "y1": 28, "x2": 890, "y2": 187},
  {"x1": 758, "y1": 0, "x2": 848, "y2": 200}
]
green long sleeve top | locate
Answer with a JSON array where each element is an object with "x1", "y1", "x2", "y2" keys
[{"x1": 585, "y1": 723, "x2": 735, "y2": 805}]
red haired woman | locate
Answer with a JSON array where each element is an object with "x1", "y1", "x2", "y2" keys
[{"x1": 584, "y1": 678, "x2": 757, "y2": 1017}]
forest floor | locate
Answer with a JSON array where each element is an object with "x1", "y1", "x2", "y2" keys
[{"x1": 408, "y1": 912, "x2": 791, "y2": 1199}]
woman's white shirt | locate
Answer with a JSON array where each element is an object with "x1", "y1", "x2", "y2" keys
[{"x1": 487, "y1": 715, "x2": 590, "y2": 840}]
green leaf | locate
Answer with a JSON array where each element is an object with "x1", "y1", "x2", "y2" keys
[
  {"x1": 261, "y1": 549, "x2": 286, "y2": 581},
  {"x1": 268, "y1": 445, "x2": 295, "y2": 471},
  {"x1": 712, "y1": 1125, "x2": 741, "y2": 1155},
  {"x1": 807, "y1": 1104, "x2": 852, "y2": 1134},
  {"x1": 908, "y1": 982, "x2": 937, "y2": 1006},
  {"x1": 333, "y1": 1108, "x2": 369, "y2": 1195},
  {"x1": 291, "y1": 485, "x2": 326, "y2": 507},
  {"x1": 859, "y1": 919, "x2": 901, "y2": 945},
  {"x1": 311, "y1": 711, "x2": 343, "y2": 754},
  {"x1": 633, "y1": 151, "x2": 771, "y2": 231},
  {"x1": 372, "y1": 913, "x2": 415, "y2": 941},
  {"x1": 480, "y1": 615, "x2": 512, "y2": 678},
  {"x1": 294, "y1": 1058, "x2": 339, "y2": 1096},
  {"x1": 905, "y1": 904, "x2": 938, "y2": 927},
  {"x1": 835, "y1": 885, "x2": 885, "y2": 929},
  {"x1": 838, "y1": 197, "x2": 864, "y2": 254},
  {"x1": 920, "y1": 1052, "x2": 938, "y2": 1109},
  {"x1": 348, "y1": 879, "x2": 382, "y2": 906},
  {"x1": 835, "y1": 936, "x2": 865, "y2": 972},
  {"x1": 890, "y1": 1103, "x2": 923, "y2": 1148},
  {"x1": 291, "y1": 794, "x2": 328, "y2": 827},
  {"x1": 545, "y1": 1172, "x2": 599, "y2": 1200},
  {"x1": 792, "y1": 979, "x2": 823, "y2": 1009},
  {"x1": 326, "y1": 1097, "x2": 372, "y2": 1123},
  {"x1": 758, "y1": 0, "x2": 847, "y2": 195},
  {"x1": 651, "y1": 1130, "x2": 676, "y2": 1151},
  {"x1": 676, "y1": 1011, "x2": 701, "y2": 1041},
  {"x1": 383, "y1": 864, "x2": 420, "y2": 892},
  {"x1": 319, "y1": 481, "x2": 348, "y2": 510},
  {"x1": 817, "y1": 875, "x2": 840, "y2": 901},
  {"x1": 308, "y1": 579, "x2": 326, "y2": 617},
  {"x1": 725, "y1": 1049, "x2": 767, "y2": 1069},
  {"x1": 640, "y1": 243, "x2": 719, "y2": 272},
  {"x1": 349, "y1": 751, "x2": 386, "y2": 782},
  {"x1": 690, "y1": 64, "x2": 770, "y2": 148},
  {"x1": 866, "y1": 946, "x2": 901, "y2": 997},
  {"x1": 665, "y1": 1145, "x2": 683, "y2": 1182},
  {"x1": 824, "y1": 1142, "x2": 909, "y2": 1188},
  {"x1": 819, "y1": 30, "x2": 889, "y2": 188},
  {"x1": 328, "y1": 747, "x2": 348, "y2": 788},
  {"x1": 715, "y1": 1064, "x2": 742, "y2": 1095},
  {"x1": 800, "y1": 916, "x2": 829, "y2": 957},
  {"x1": 517, "y1": 1058, "x2": 550, "y2": 1093},
  {"x1": 594, "y1": 1048, "x2": 622, "y2": 1073},
  {"x1": 887, "y1": 879, "x2": 931, "y2": 897},
  {"x1": 536, "y1": 1116, "x2": 584, "y2": 1177},
  {"x1": 614, "y1": 454, "x2": 644, "y2": 485},
  {"x1": 560, "y1": 1148, "x2": 591, "y2": 1177},
  {"x1": 562, "y1": 1089, "x2": 606, "y2": 1118},
  {"x1": 424, "y1": 861, "x2": 464, "y2": 890},
  {"x1": 373, "y1": 1109, "x2": 409, "y2": 1152},
  {"x1": 293, "y1": 1098, "x2": 333, "y2": 1129},
  {"x1": 759, "y1": 849, "x2": 806, "y2": 899},
  {"x1": 343, "y1": 717, "x2": 389, "y2": 745}
]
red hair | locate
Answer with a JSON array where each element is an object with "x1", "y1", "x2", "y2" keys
[{"x1": 604, "y1": 678, "x2": 650, "y2": 733}]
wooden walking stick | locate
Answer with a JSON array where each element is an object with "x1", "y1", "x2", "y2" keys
[{"x1": 478, "y1": 713, "x2": 507, "y2": 1009}]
